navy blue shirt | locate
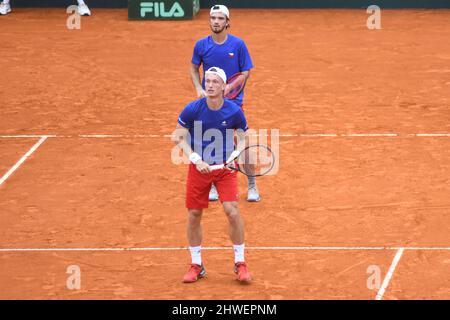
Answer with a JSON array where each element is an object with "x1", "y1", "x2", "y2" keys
[
  {"x1": 178, "y1": 98, "x2": 248, "y2": 165},
  {"x1": 192, "y1": 34, "x2": 254, "y2": 107}
]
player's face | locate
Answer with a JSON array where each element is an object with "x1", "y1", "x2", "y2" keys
[
  {"x1": 205, "y1": 74, "x2": 225, "y2": 98},
  {"x1": 209, "y1": 13, "x2": 228, "y2": 34}
]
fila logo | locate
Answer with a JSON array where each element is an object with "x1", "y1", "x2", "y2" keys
[
  {"x1": 140, "y1": 2, "x2": 185, "y2": 18},
  {"x1": 228, "y1": 52, "x2": 235, "y2": 57}
]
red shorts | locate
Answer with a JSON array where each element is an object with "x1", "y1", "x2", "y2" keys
[{"x1": 186, "y1": 164, "x2": 239, "y2": 209}]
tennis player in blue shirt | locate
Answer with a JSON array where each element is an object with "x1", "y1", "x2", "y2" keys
[
  {"x1": 189, "y1": 4, "x2": 261, "y2": 202},
  {"x1": 174, "y1": 67, "x2": 252, "y2": 283}
]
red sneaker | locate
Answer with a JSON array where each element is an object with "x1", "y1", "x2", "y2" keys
[
  {"x1": 183, "y1": 264, "x2": 206, "y2": 283},
  {"x1": 234, "y1": 262, "x2": 251, "y2": 282}
]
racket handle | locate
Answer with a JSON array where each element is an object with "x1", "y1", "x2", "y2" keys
[{"x1": 209, "y1": 164, "x2": 225, "y2": 171}]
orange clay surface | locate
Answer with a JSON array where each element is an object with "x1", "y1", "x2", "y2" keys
[{"x1": 0, "y1": 9, "x2": 449, "y2": 299}]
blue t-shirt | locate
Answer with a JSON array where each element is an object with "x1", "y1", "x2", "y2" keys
[
  {"x1": 178, "y1": 98, "x2": 248, "y2": 165},
  {"x1": 192, "y1": 34, "x2": 254, "y2": 107}
]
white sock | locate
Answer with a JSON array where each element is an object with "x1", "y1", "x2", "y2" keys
[
  {"x1": 233, "y1": 244, "x2": 245, "y2": 263},
  {"x1": 248, "y1": 176, "x2": 256, "y2": 188},
  {"x1": 189, "y1": 246, "x2": 202, "y2": 265},
  {"x1": 77, "y1": 0, "x2": 85, "y2": 5},
  {"x1": 3, "y1": 0, "x2": 10, "y2": 5}
]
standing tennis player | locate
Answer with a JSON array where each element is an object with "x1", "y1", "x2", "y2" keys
[
  {"x1": 0, "y1": 0, "x2": 91, "y2": 15},
  {"x1": 190, "y1": 4, "x2": 261, "y2": 202},
  {"x1": 174, "y1": 67, "x2": 251, "y2": 283}
]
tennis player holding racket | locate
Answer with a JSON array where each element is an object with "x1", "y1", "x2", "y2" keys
[
  {"x1": 189, "y1": 4, "x2": 261, "y2": 202},
  {"x1": 174, "y1": 67, "x2": 251, "y2": 283}
]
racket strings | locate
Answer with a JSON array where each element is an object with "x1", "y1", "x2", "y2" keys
[{"x1": 235, "y1": 145, "x2": 275, "y2": 177}]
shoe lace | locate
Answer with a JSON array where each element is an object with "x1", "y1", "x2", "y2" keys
[{"x1": 248, "y1": 186, "x2": 258, "y2": 193}]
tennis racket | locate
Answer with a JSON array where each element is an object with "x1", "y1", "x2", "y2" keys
[
  {"x1": 224, "y1": 72, "x2": 247, "y2": 100},
  {"x1": 210, "y1": 145, "x2": 275, "y2": 177}
]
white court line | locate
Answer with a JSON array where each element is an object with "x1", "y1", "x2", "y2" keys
[
  {"x1": 413, "y1": 134, "x2": 450, "y2": 137},
  {"x1": 1, "y1": 133, "x2": 450, "y2": 139},
  {"x1": 0, "y1": 136, "x2": 48, "y2": 187},
  {"x1": 0, "y1": 246, "x2": 449, "y2": 253},
  {"x1": 79, "y1": 134, "x2": 127, "y2": 138},
  {"x1": 341, "y1": 133, "x2": 398, "y2": 137},
  {"x1": 375, "y1": 248, "x2": 405, "y2": 301},
  {"x1": 0, "y1": 135, "x2": 58, "y2": 138},
  {"x1": 79, "y1": 134, "x2": 162, "y2": 138},
  {"x1": 298, "y1": 134, "x2": 338, "y2": 137}
]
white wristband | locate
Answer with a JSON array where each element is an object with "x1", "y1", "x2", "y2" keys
[{"x1": 189, "y1": 152, "x2": 202, "y2": 164}]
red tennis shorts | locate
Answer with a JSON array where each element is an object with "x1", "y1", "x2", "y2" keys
[{"x1": 186, "y1": 164, "x2": 239, "y2": 209}]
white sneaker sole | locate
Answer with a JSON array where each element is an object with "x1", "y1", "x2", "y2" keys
[
  {"x1": 247, "y1": 197, "x2": 261, "y2": 202},
  {"x1": 78, "y1": 6, "x2": 91, "y2": 16}
]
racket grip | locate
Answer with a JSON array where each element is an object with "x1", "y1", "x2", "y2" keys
[{"x1": 209, "y1": 164, "x2": 225, "y2": 171}]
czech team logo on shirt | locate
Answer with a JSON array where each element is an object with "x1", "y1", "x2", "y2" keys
[{"x1": 228, "y1": 52, "x2": 234, "y2": 57}]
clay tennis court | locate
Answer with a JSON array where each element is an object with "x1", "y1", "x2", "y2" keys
[{"x1": 1, "y1": 8, "x2": 450, "y2": 299}]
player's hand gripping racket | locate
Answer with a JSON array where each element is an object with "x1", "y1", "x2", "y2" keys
[
  {"x1": 224, "y1": 72, "x2": 247, "y2": 100},
  {"x1": 210, "y1": 145, "x2": 275, "y2": 177}
]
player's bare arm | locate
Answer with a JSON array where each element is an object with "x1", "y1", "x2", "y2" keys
[
  {"x1": 236, "y1": 128, "x2": 248, "y2": 154},
  {"x1": 225, "y1": 70, "x2": 250, "y2": 97},
  {"x1": 173, "y1": 123, "x2": 211, "y2": 174},
  {"x1": 190, "y1": 63, "x2": 207, "y2": 98}
]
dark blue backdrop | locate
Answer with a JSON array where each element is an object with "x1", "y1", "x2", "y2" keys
[{"x1": 11, "y1": 0, "x2": 450, "y2": 8}]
